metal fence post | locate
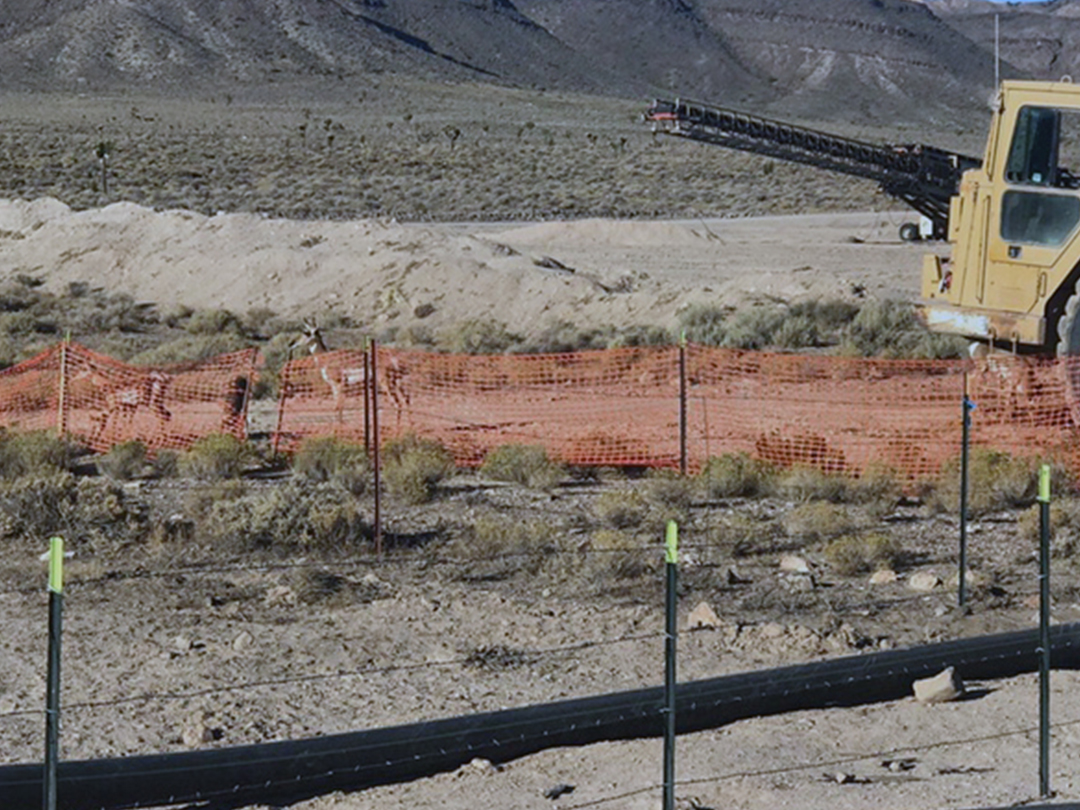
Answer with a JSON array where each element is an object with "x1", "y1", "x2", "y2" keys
[
  {"x1": 678, "y1": 336, "x2": 687, "y2": 475},
  {"x1": 371, "y1": 340, "x2": 382, "y2": 556},
  {"x1": 43, "y1": 536, "x2": 64, "y2": 810},
  {"x1": 1039, "y1": 463, "x2": 1052, "y2": 798},
  {"x1": 959, "y1": 374, "x2": 974, "y2": 607},
  {"x1": 663, "y1": 520, "x2": 678, "y2": 810}
]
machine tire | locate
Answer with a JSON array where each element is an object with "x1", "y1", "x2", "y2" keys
[
  {"x1": 1056, "y1": 288, "x2": 1080, "y2": 424},
  {"x1": 899, "y1": 222, "x2": 921, "y2": 242}
]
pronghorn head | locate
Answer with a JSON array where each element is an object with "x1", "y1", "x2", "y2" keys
[{"x1": 292, "y1": 320, "x2": 329, "y2": 355}]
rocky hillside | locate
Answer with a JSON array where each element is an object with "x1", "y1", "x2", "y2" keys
[
  {"x1": 0, "y1": 0, "x2": 1044, "y2": 126},
  {"x1": 930, "y1": 0, "x2": 1080, "y2": 81}
]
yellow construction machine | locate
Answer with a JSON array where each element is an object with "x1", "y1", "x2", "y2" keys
[{"x1": 647, "y1": 80, "x2": 1080, "y2": 359}]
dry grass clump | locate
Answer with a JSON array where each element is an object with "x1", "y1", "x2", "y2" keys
[
  {"x1": 0, "y1": 473, "x2": 149, "y2": 550},
  {"x1": 698, "y1": 453, "x2": 776, "y2": 499},
  {"x1": 292, "y1": 436, "x2": 370, "y2": 495},
  {"x1": 931, "y1": 449, "x2": 1036, "y2": 516},
  {"x1": 480, "y1": 444, "x2": 563, "y2": 489},
  {"x1": 96, "y1": 440, "x2": 147, "y2": 481},
  {"x1": 200, "y1": 482, "x2": 369, "y2": 553},
  {"x1": 586, "y1": 529, "x2": 651, "y2": 580},
  {"x1": 179, "y1": 433, "x2": 253, "y2": 480},
  {"x1": 381, "y1": 434, "x2": 455, "y2": 504},
  {"x1": 774, "y1": 465, "x2": 849, "y2": 502},
  {"x1": 439, "y1": 319, "x2": 522, "y2": 354},
  {"x1": 593, "y1": 490, "x2": 649, "y2": 529},
  {"x1": 823, "y1": 532, "x2": 901, "y2": 576},
  {"x1": 1016, "y1": 497, "x2": 1080, "y2": 558},
  {"x1": 0, "y1": 430, "x2": 75, "y2": 477},
  {"x1": 449, "y1": 516, "x2": 558, "y2": 579},
  {"x1": 643, "y1": 469, "x2": 695, "y2": 513},
  {"x1": 782, "y1": 502, "x2": 859, "y2": 542}
]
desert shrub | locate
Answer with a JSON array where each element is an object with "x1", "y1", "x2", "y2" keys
[
  {"x1": 0, "y1": 473, "x2": 149, "y2": 550},
  {"x1": 96, "y1": 440, "x2": 148, "y2": 481},
  {"x1": 679, "y1": 299, "x2": 860, "y2": 351},
  {"x1": 847, "y1": 464, "x2": 903, "y2": 507},
  {"x1": 440, "y1": 319, "x2": 522, "y2": 354},
  {"x1": 180, "y1": 434, "x2": 253, "y2": 480},
  {"x1": 480, "y1": 444, "x2": 563, "y2": 489},
  {"x1": 449, "y1": 516, "x2": 558, "y2": 578},
  {"x1": 931, "y1": 449, "x2": 1035, "y2": 516},
  {"x1": 293, "y1": 436, "x2": 370, "y2": 495},
  {"x1": 130, "y1": 333, "x2": 251, "y2": 365},
  {"x1": 840, "y1": 299, "x2": 966, "y2": 359},
  {"x1": 0, "y1": 431, "x2": 74, "y2": 478},
  {"x1": 698, "y1": 453, "x2": 776, "y2": 499},
  {"x1": 782, "y1": 502, "x2": 858, "y2": 542},
  {"x1": 823, "y1": 532, "x2": 901, "y2": 576},
  {"x1": 1017, "y1": 497, "x2": 1080, "y2": 558},
  {"x1": 185, "y1": 480, "x2": 247, "y2": 521},
  {"x1": 186, "y1": 308, "x2": 243, "y2": 335},
  {"x1": 678, "y1": 304, "x2": 731, "y2": 347},
  {"x1": 774, "y1": 465, "x2": 849, "y2": 502},
  {"x1": 586, "y1": 529, "x2": 651, "y2": 580},
  {"x1": 521, "y1": 321, "x2": 670, "y2": 353},
  {"x1": 643, "y1": 469, "x2": 695, "y2": 513},
  {"x1": 381, "y1": 434, "x2": 454, "y2": 504},
  {"x1": 201, "y1": 481, "x2": 369, "y2": 553},
  {"x1": 593, "y1": 490, "x2": 649, "y2": 529},
  {"x1": 151, "y1": 449, "x2": 179, "y2": 478}
]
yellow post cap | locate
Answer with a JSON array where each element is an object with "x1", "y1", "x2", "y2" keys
[
  {"x1": 665, "y1": 520, "x2": 678, "y2": 564},
  {"x1": 1039, "y1": 464, "x2": 1051, "y2": 504},
  {"x1": 48, "y1": 536, "x2": 63, "y2": 594}
]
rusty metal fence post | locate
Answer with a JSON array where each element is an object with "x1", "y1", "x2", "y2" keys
[
  {"x1": 371, "y1": 340, "x2": 382, "y2": 556},
  {"x1": 678, "y1": 336, "x2": 688, "y2": 475}
]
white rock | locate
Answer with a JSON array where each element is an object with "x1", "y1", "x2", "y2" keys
[
  {"x1": 779, "y1": 554, "x2": 811, "y2": 574},
  {"x1": 913, "y1": 666, "x2": 965, "y2": 704},
  {"x1": 869, "y1": 569, "x2": 898, "y2": 585},
  {"x1": 232, "y1": 630, "x2": 255, "y2": 651},
  {"x1": 686, "y1": 601, "x2": 722, "y2": 630},
  {"x1": 908, "y1": 571, "x2": 941, "y2": 592}
]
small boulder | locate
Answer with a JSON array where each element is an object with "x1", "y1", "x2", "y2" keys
[
  {"x1": 908, "y1": 571, "x2": 941, "y2": 592},
  {"x1": 232, "y1": 630, "x2": 255, "y2": 651},
  {"x1": 686, "y1": 601, "x2": 722, "y2": 630},
  {"x1": 913, "y1": 666, "x2": 964, "y2": 704},
  {"x1": 869, "y1": 569, "x2": 898, "y2": 585},
  {"x1": 779, "y1": 554, "x2": 811, "y2": 574}
]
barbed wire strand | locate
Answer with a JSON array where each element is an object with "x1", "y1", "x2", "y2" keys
[
  {"x1": 563, "y1": 715, "x2": 1080, "y2": 809},
  {"x1": 0, "y1": 630, "x2": 667, "y2": 721}
]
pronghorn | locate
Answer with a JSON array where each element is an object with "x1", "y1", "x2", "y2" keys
[{"x1": 292, "y1": 322, "x2": 411, "y2": 427}]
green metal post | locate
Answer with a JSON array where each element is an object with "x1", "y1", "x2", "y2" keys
[
  {"x1": 1039, "y1": 464, "x2": 1052, "y2": 798},
  {"x1": 44, "y1": 536, "x2": 64, "y2": 810},
  {"x1": 663, "y1": 521, "x2": 678, "y2": 810},
  {"x1": 959, "y1": 379, "x2": 973, "y2": 607}
]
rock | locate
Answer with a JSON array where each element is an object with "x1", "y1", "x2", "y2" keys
[
  {"x1": 908, "y1": 571, "x2": 941, "y2": 592},
  {"x1": 869, "y1": 569, "x2": 898, "y2": 585},
  {"x1": 913, "y1": 666, "x2": 965, "y2": 704},
  {"x1": 181, "y1": 713, "x2": 216, "y2": 747},
  {"x1": 686, "y1": 601, "x2": 722, "y2": 630},
  {"x1": 947, "y1": 569, "x2": 988, "y2": 590},
  {"x1": 726, "y1": 567, "x2": 751, "y2": 585},
  {"x1": 759, "y1": 622, "x2": 786, "y2": 639},
  {"x1": 831, "y1": 772, "x2": 854, "y2": 784},
  {"x1": 543, "y1": 784, "x2": 576, "y2": 799},
  {"x1": 455, "y1": 758, "x2": 496, "y2": 778},
  {"x1": 173, "y1": 634, "x2": 192, "y2": 652},
  {"x1": 264, "y1": 585, "x2": 298, "y2": 607},
  {"x1": 232, "y1": 630, "x2": 255, "y2": 651},
  {"x1": 779, "y1": 554, "x2": 811, "y2": 574},
  {"x1": 780, "y1": 572, "x2": 815, "y2": 592}
]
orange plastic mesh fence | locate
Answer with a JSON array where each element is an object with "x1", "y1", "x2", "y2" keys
[
  {"x1": 0, "y1": 343, "x2": 257, "y2": 453},
  {"x1": 274, "y1": 344, "x2": 1080, "y2": 478},
  {"x1": 63, "y1": 345, "x2": 257, "y2": 453},
  {"x1": 0, "y1": 345, "x2": 64, "y2": 434},
  {"x1": 274, "y1": 345, "x2": 682, "y2": 467}
]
